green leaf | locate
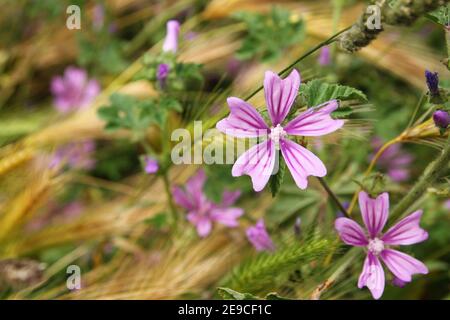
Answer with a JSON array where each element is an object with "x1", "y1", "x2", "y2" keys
[
  {"x1": 234, "y1": 6, "x2": 305, "y2": 62},
  {"x1": 217, "y1": 287, "x2": 260, "y2": 300},
  {"x1": 425, "y1": 4, "x2": 449, "y2": 26},
  {"x1": 269, "y1": 154, "x2": 285, "y2": 197},
  {"x1": 300, "y1": 79, "x2": 368, "y2": 107},
  {"x1": 331, "y1": 106, "x2": 354, "y2": 119},
  {"x1": 223, "y1": 238, "x2": 333, "y2": 293},
  {"x1": 265, "y1": 292, "x2": 293, "y2": 300}
]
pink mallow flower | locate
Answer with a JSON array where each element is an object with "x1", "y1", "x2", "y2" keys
[
  {"x1": 335, "y1": 191, "x2": 428, "y2": 299},
  {"x1": 51, "y1": 66, "x2": 100, "y2": 113},
  {"x1": 246, "y1": 219, "x2": 275, "y2": 252},
  {"x1": 162, "y1": 20, "x2": 180, "y2": 53},
  {"x1": 172, "y1": 170, "x2": 244, "y2": 237},
  {"x1": 216, "y1": 69, "x2": 344, "y2": 191},
  {"x1": 50, "y1": 140, "x2": 96, "y2": 170}
]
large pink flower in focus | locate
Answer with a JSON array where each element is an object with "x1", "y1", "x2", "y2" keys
[
  {"x1": 216, "y1": 69, "x2": 344, "y2": 191},
  {"x1": 172, "y1": 170, "x2": 244, "y2": 237},
  {"x1": 335, "y1": 191, "x2": 428, "y2": 299}
]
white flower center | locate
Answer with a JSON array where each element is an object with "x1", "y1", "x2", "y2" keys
[
  {"x1": 367, "y1": 238, "x2": 384, "y2": 255},
  {"x1": 269, "y1": 124, "x2": 287, "y2": 148}
]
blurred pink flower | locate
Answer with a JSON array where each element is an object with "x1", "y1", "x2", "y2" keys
[
  {"x1": 162, "y1": 20, "x2": 180, "y2": 53},
  {"x1": 51, "y1": 66, "x2": 100, "y2": 113},
  {"x1": 172, "y1": 170, "x2": 243, "y2": 237},
  {"x1": 318, "y1": 46, "x2": 331, "y2": 66},
  {"x1": 335, "y1": 191, "x2": 428, "y2": 299},
  {"x1": 246, "y1": 219, "x2": 275, "y2": 252},
  {"x1": 144, "y1": 156, "x2": 159, "y2": 174},
  {"x1": 50, "y1": 140, "x2": 96, "y2": 170},
  {"x1": 371, "y1": 137, "x2": 413, "y2": 182},
  {"x1": 216, "y1": 69, "x2": 344, "y2": 191}
]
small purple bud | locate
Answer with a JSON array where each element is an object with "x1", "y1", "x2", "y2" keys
[
  {"x1": 144, "y1": 156, "x2": 159, "y2": 174},
  {"x1": 425, "y1": 70, "x2": 439, "y2": 96},
  {"x1": 162, "y1": 20, "x2": 180, "y2": 53},
  {"x1": 318, "y1": 46, "x2": 331, "y2": 66},
  {"x1": 157, "y1": 63, "x2": 170, "y2": 81},
  {"x1": 433, "y1": 110, "x2": 450, "y2": 129}
]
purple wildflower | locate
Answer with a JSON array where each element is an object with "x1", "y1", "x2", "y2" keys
[
  {"x1": 425, "y1": 70, "x2": 439, "y2": 96},
  {"x1": 318, "y1": 46, "x2": 331, "y2": 66},
  {"x1": 335, "y1": 191, "x2": 428, "y2": 299},
  {"x1": 51, "y1": 66, "x2": 100, "y2": 113},
  {"x1": 371, "y1": 137, "x2": 413, "y2": 182},
  {"x1": 432, "y1": 110, "x2": 450, "y2": 129},
  {"x1": 216, "y1": 69, "x2": 344, "y2": 192},
  {"x1": 50, "y1": 140, "x2": 96, "y2": 170},
  {"x1": 162, "y1": 20, "x2": 180, "y2": 53},
  {"x1": 246, "y1": 219, "x2": 275, "y2": 252},
  {"x1": 157, "y1": 63, "x2": 170, "y2": 86},
  {"x1": 144, "y1": 156, "x2": 159, "y2": 174},
  {"x1": 172, "y1": 170, "x2": 244, "y2": 237}
]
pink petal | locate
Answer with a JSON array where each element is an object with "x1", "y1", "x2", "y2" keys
[
  {"x1": 196, "y1": 218, "x2": 212, "y2": 237},
  {"x1": 232, "y1": 140, "x2": 276, "y2": 192},
  {"x1": 216, "y1": 97, "x2": 269, "y2": 137},
  {"x1": 280, "y1": 138, "x2": 326, "y2": 189},
  {"x1": 358, "y1": 191, "x2": 389, "y2": 238},
  {"x1": 64, "y1": 66, "x2": 87, "y2": 90},
  {"x1": 264, "y1": 69, "x2": 300, "y2": 125},
  {"x1": 335, "y1": 217, "x2": 368, "y2": 246},
  {"x1": 358, "y1": 252, "x2": 385, "y2": 300},
  {"x1": 172, "y1": 186, "x2": 195, "y2": 210},
  {"x1": 210, "y1": 207, "x2": 243, "y2": 227},
  {"x1": 80, "y1": 79, "x2": 100, "y2": 107},
  {"x1": 50, "y1": 76, "x2": 65, "y2": 95},
  {"x1": 380, "y1": 249, "x2": 428, "y2": 282},
  {"x1": 220, "y1": 190, "x2": 241, "y2": 207},
  {"x1": 382, "y1": 210, "x2": 428, "y2": 245},
  {"x1": 246, "y1": 219, "x2": 275, "y2": 252},
  {"x1": 186, "y1": 169, "x2": 207, "y2": 194},
  {"x1": 284, "y1": 100, "x2": 344, "y2": 136}
]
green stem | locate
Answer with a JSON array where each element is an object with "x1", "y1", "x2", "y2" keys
[
  {"x1": 243, "y1": 26, "x2": 351, "y2": 101},
  {"x1": 162, "y1": 171, "x2": 178, "y2": 226},
  {"x1": 390, "y1": 135, "x2": 450, "y2": 220},
  {"x1": 317, "y1": 177, "x2": 350, "y2": 218}
]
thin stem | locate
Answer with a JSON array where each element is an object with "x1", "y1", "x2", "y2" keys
[
  {"x1": 317, "y1": 177, "x2": 350, "y2": 218},
  {"x1": 347, "y1": 138, "x2": 399, "y2": 215},
  {"x1": 407, "y1": 92, "x2": 427, "y2": 129},
  {"x1": 243, "y1": 26, "x2": 351, "y2": 102},
  {"x1": 162, "y1": 172, "x2": 178, "y2": 226},
  {"x1": 390, "y1": 135, "x2": 450, "y2": 220}
]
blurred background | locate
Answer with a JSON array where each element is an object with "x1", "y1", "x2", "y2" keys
[{"x1": 0, "y1": 0, "x2": 448, "y2": 300}]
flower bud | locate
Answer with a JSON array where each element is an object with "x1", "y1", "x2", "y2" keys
[
  {"x1": 433, "y1": 110, "x2": 450, "y2": 130},
  {"x1": 162, "y1": 20, "x2": 180, "y2": 53}
]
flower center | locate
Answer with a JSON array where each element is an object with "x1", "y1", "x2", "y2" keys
[
  {"x1": 269, "y1": 124, "x2": 287, "y2": 148},
  {"x1": 367, "y1": 238, "x2": 384, "y2": 255}
]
